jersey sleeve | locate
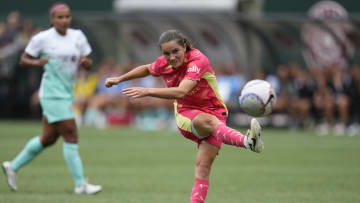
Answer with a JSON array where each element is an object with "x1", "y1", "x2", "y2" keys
[
  {"x1": 149, "y1": 57, "x2": 162, "y2": 77},
  {"x1": 25, "y1": 33, "x2": 44, "y2": 58},
  {"x1": 77, "y1": 30, "x2": 92, "y2": 57},
  {"x1": 184, "y1": 59, "x2": 208, "y2": 81}
]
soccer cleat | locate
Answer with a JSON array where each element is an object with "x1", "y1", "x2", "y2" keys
[
  {"x1": 246, "y1": 118, "x2": 264, "y2": 153},
  {"x1": 74, "y1": 181, "x2": 102, "y2": 195},
  {"x1": 2, "y1": 161, "x2": 17, "y2": 191}
]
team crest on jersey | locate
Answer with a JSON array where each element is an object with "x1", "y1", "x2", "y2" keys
[{"x1": 187, "y1": 63, "x2": 200, "y2": 74}]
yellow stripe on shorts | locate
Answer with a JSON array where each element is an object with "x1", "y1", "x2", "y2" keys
[{"x1": 174, "y1": 101, "x2": 192, "y2": 132}]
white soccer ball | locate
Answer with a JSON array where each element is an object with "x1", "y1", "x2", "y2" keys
[{"x1": 239, "y1": 79, "x2": 277, "y2": 117}]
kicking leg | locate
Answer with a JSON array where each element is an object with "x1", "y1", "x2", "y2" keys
[{"x1": 192, "y1": 113, "x2": 263, "y2": 152}]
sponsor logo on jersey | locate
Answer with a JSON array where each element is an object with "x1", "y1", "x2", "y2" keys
[{"x1": 187, "y1": 64, "x2": 200, "y2": 74}]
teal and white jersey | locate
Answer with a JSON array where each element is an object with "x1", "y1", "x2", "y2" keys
[{"x1": 25, "y1": 27, "x2": 91, "y2": 100}]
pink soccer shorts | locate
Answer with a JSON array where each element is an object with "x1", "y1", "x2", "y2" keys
[{"x1": 175, "y1": 108, "x2": 227, "y2": 148}]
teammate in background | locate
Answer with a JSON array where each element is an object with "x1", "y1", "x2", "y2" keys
[
  {"x1": 105, "y1": 30, "x2": 263, "y2": 203},
  {"x1": 2, "y1": 3, "x2": 102, "y2": 195}
]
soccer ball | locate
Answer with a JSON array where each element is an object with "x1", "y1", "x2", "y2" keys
[{"x1": 239, "y1": 79, "x2": 277, "y2": 117}]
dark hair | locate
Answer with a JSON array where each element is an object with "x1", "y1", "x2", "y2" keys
[
  {"x1": 49, "y1": 2, "x2": 70, "y2": 27},
  {"x1": 49, "y1": 2, "x2": 70, "y2": 16},
  {"x1": 158, "y1": 30, "x2": 193, "y2": 52}
]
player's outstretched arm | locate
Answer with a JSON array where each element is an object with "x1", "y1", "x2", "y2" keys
[
  {"x1": 123, "y1": 78, "x2": 197, "y2": 99},
  {"x1": 105, "y1": 64, "x2": 150, "y2": 88},
  {"x1": 19, "y1": 53, "x2": 49, "y2": 67}
]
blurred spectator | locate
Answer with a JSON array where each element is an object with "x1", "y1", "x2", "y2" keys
[
  {"x1": 217, "y1": 64, "x2": 245, "y2": 109},
  {"x1": 310, "y1": 68, "x2": 332, "y2": 135},
  {"x1": 132, "y1": 76, "x2": 174, "y2": 130},
  {"x1": 0, "y1": 11, "x2": 22, "y2": 78},
  {"x1": 312, "y1": 65, "x2": 351, "y2": 136},
  {"x1": 81, "y1": 59, "x2": 125, "y2": 128},
  {"x1": 288, "y1": 64, "x2": 315, "y2": 129},
  {"x1": 216, "y1": 64, "x2": 246, "y2": 127},
  {"x1": 0, "y1": 23, "x2": 8, "y2": 47},
  {"x1": 6, "y1": 11, "x2": 21, "y2": 39},
  {"x1": 272, "y1": 65, "x2": 294, "y2": 115},
  {"x1": 0, "y1": 11, "x2": 44, "y2": 119},
  {"x1": 73, "y1": 68, "x2": 100, "y2": 125},
  {"x1": 329, "y1": 65, "x2": 351, "y2": 136},
  {"x1": 81, "y1": 60, "x2": 175, "y2": 130},
  {"x1": 345, "y1": 65, "x2": 360, "y2": 136},
  {"x1": 0, "y1": 11, "x2": 21, "y2": 48}
]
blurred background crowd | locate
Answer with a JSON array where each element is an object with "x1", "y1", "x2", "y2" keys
[{"x1": 1, "y1": 0, "x2": 360, "y2": 136}]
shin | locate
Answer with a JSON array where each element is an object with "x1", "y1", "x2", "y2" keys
[{"x1": 191, "y1": 142, "x2": 218, "y2": 203}]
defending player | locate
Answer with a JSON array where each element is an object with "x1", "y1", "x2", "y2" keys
[
  {"x1": 2, "y1": 3, "x2": 101, "y2": 195},
  {"x1": 105, "y1": 30, "x2": 263, "y2": 203}
]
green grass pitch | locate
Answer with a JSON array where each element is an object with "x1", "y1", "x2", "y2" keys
[{"x1": 0, "y1": 121, "x2": 359, "y2": 203}]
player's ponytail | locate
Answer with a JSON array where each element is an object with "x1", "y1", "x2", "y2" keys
[{"x1": 158, "y1": 30, "x2": 193, "y2": 52}]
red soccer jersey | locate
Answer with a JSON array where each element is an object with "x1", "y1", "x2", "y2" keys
[{"x1": 149, "y1": 49, "x2": 228, "y2": 117}]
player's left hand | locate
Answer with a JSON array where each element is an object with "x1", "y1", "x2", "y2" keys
[
  {"x1": 78, "y1": 57, "x2": 92, "y2": 69},
  {"x1": 122, "y1": 87, "x2": 149, "y2": 98}
]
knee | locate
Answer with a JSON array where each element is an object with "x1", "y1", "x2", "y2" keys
[
  {"x1": 193, "y1": 115, "x2": 220, "y2": 133},
  {"x1": 63, "y1": 133, "x2": 78, "y2": 144},
  {"x1": 200, "y1": 117, "x2": 213, "y2": 129},
  {"x1": 41, "y1": 136, "x2": 58, "y2": 147},
  {"x1": 61, "y1": 128, "x2": 78, "y2": 143}
]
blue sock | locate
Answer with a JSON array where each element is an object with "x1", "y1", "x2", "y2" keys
[
  {"x1": 10, "y1": 136, "x2": 44, "y2": 171},
  {"x1": 63, "y1": 142, "x2": 85, "y2": 187}
]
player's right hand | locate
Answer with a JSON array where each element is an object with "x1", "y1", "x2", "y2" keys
[
  {"x1": 105, "y1": 77, "x2": 120, "y2": 88},
  {"x1": 38, "y1": 57, "x2": 49, "y2": 66}
]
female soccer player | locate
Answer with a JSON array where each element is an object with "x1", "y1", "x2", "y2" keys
[
  {"x1": 105, "y1": 30, "x2": 263, "y2": 203},
  {"x1": 2, "y1": 3, "x2": 101, "y2": 195}
]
